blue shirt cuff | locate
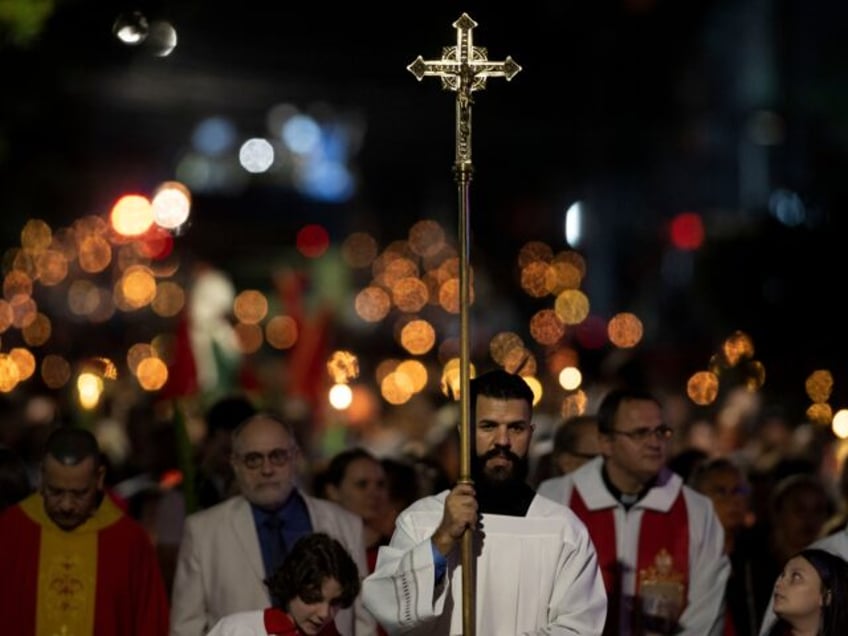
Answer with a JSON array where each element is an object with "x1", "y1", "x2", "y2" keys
[{"x1": 431, "y1": 540, "x2": 447, "y2": 581}]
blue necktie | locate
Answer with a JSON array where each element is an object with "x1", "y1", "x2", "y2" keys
[{"x1": 265, "y1": 515, "x2": 286, "y2": 574}]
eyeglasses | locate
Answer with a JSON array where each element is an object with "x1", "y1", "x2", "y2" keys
[
  {"x1": 706, "y1": 485, "x2": 751, "y2": 499},
  {"x1": 237, "y1": 448, "x2": 294, "y2": 470},
  {"x1": 609, "y1": 425, "x2": 674, "y2": 442}
]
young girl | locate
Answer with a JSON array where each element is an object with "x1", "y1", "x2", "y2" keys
[
  {"x1": 766, "y1": 548, "x2": 848, "y2": 636},
  {"x1": 207, "y1": 533, "x2": 361, "y2": 636}
]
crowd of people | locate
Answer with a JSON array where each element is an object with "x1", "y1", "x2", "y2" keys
[{"x1": 2, "y1": 370, "x2": 848, "y2": 635}]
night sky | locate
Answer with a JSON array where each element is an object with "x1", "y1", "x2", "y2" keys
[{"x1": 2, "y1": 1, "x2": 848, "y2": 419}]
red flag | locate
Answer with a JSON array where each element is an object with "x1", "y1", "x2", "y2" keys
[{"x1": 160, "y1": 310, "x2": 199, "y2": 399}]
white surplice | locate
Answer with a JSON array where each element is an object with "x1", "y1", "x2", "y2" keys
[{"x1": 361, "y1": 490, "x2": 607, "y2": 635}]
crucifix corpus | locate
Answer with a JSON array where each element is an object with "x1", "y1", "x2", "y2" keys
[{"x1": 407, "y1": 13, "x2": 521, "y2": 636}]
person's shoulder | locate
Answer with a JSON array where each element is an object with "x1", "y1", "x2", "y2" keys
[
  {"x1": 303, "y1": 491, "x2": 350, "y2": 516},
  {"x1": 679, "y1": 480, "x2": 715, "y2": 510},
  {"x1": 210, "y1": 609, "x2": 264, "y2": 632},
  {"x1": 0, "y1": 496, "x2": 31, "y2": 528},
  {"x1": 530, "y1": 492, "x2": 590, "y2": 528},
  {"x1": 186, "y1": 494, "x2": 245, "y2": 523},
  {"x1": 811, "y1": 527, "x2": 848, "y2": 557},
  {"x1": 395, "y1": 491, "x2": 447, "y2": 521},
  {"x1": 537, "y1": 474, "x2": 569, "y2": 498}
]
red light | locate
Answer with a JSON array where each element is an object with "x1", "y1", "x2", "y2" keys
[
  {"x1": 670, "y1": 212, "x2": 704, "y2": 251},
  {"x1": 296, "y1": 224, "x2": 330, "y2": 258}
]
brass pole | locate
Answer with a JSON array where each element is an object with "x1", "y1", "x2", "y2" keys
[
  {"x1": 456, "y1": 160, "x2": 474, "y2": 635},
  {"x1": 408, "y1": 15, "x2": 520, "y2": 636}
]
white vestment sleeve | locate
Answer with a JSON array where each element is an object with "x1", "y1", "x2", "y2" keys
[
  {"x1": 677, "y1": 490, "x2": 731, "y2": 636},
  {"x1": 361, "y1": 509, "x2": 449, "y2": 635}
]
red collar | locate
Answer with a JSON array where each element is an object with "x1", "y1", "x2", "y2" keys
[{"x1": 263, "y1": 608, "x2": 300, "y2": 635}]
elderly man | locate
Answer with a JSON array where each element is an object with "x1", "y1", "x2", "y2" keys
[
  {"x1": 0, "y1": 426, "x2": 169, "y2": 635},
  {"x1": 170, "y1": 412, "x2": 376, "y2": 635},
  {"x1": 362, "y1": 369, "x2": 607, "y2": 635},
  {"x1": 539, "y1": 387, "x2": 729, "y2": 636}
]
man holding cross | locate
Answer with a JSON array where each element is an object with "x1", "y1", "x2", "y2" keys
[{"x1": 362, "y1": 369, "x2": 607, "y2": 635}]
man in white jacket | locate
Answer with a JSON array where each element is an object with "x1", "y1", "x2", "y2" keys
[{"x1": 170, "y1": 412, "x2": 376, "y2": 636}]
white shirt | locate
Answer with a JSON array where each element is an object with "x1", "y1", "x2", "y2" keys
[
  {"x1": 361, "y1": 490, "x2": 607, "y2": 635},
  {"x1": 206, "y1": 610, "x2": 266, "y2": 635}
]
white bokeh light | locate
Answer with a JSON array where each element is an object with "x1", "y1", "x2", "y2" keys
[
  {"x1": 152, "y1": 181, "x2": 191, "y2": 229},
  {"x1": 558, "y1": 366, "x2": 583, "y2": 391},
  {"x1": 239, "y1": 138, "x2": 275, "y2": 173},
  {"x1": 329, "y1": 383, "x2": 353, "y2": 410}
]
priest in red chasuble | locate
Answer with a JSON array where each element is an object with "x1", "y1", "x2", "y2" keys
[
  {"x1": 539, "y1": 387, "x2": 730, "y2": 636},
  {"x1": 0, "y1": 425, "x2": 170, "y2": 635}
]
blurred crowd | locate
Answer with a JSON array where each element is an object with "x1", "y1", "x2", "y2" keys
[{"x1": 1, "y1": 379, "x2": 847, "y2": 636}]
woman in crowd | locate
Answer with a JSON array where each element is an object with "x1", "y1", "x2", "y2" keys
[
  {"x1": 206, "y1": 532, "x2": 361, "y2": 636},
  {"x1": 319, "y1": 447, "x2": 391, "y2": 572},
  {"x1": 764, "y1": 548, "x2": 848, "y2": 636},
  {"x1": 690, "y1": 456, "x2": 758, "y2": 635}
]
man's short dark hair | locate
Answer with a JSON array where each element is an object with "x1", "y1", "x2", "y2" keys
[
  {"x1": 596, "y1": 387, "x2": 660, "y2": 434},
  {"x1": 552, "y1": 415, "x2": 598, "y2": 456},
  {"x1": 43, "y1": 426, "x2": 101, "y2": 467},
  {"x1": 469, "y1": 369, "x2": 533, "y2": 415},
  {"x1": 265, "y1": 532, "x2": 361, "y2": 609},
  {"x1": 205, "y1": 394, "x2": 257, "y2": 435}
]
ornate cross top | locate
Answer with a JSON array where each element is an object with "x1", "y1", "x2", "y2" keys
[{"x1": 407, "y1": 13, "x2": 521, "y2": 174}]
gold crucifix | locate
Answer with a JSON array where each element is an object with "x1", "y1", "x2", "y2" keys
[
  {"x1": 408, "y1": 13, "x2": 520, "y2": 636},
  {"x1": 408, "y1": 13, "x2": 521, "y2": 177}
]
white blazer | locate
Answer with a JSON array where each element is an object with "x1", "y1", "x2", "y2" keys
[{"x1": 169, "y1": 492, "x2": 376, "y2": 636}]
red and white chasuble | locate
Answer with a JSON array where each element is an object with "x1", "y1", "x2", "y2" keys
[
  {"x1": 570, "y1": 487, "x2": 689, "y2": 634},
  {"x1": 538, "y1": 457, "x2": 729, "y2": 636}
]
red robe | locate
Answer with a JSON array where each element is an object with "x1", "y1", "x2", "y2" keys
[{"x1": 0, "y1": 492, "x2": 169, "y2": 635}]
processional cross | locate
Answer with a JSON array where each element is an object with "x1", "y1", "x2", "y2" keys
[{"x1": 408, "y1": 13, "x2": 520, "y2": 636}]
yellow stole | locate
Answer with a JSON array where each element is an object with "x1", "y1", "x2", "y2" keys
[{"x1": 20, "y1": 494, "x2": 122, "y2": 636}]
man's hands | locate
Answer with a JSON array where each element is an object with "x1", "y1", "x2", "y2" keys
[{"x1": 431, "y1": 482, "x2": 477, "y2": 557}]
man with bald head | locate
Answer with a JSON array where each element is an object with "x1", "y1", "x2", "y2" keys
[
  {"x1": 170, "y1": 411, "x2": 376, "y2": 636},
  {"x1": 0, "y1": 425, "x2": 169, "y2": 635}
]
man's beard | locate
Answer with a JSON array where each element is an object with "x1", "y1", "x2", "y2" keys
[{"x1": 470, "y1": 447, "x2": 530, "y2": 488}]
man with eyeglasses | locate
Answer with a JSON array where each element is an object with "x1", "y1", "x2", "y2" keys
[
  {"x1": 538, "y1": 387, "x2": 729, "y2": 636},
  {"x1": 171, "y1": 412, "x2": 376, "y2": 636}
]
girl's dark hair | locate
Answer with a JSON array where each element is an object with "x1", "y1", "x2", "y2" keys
[
  {"x1": 767, "y1": 548, "x2": 848, "y2": 635},
  {"x1": 266, "y1": 532, "x2": 361, "y2": 610},
  {"x1": 323, "y1": 448, "x2": 379, "y2": 489}
]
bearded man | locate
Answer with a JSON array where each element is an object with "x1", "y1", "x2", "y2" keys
[{"x1": 362, "y1": 369, "x2": 607, "y2": 635}]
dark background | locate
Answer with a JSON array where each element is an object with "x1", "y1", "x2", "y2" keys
[{"x1": 2, "y1": 1, "x2": 847, "y2": 419}]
